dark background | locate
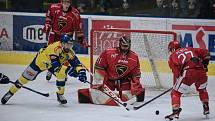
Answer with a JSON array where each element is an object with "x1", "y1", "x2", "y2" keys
[{"x1": 0, "y1": 0, "x2": 215, "y2": 19}]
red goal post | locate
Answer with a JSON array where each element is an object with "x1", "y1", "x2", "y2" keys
[{"x1": 90, "y1": 28, "x2": 177, "y2": 89}]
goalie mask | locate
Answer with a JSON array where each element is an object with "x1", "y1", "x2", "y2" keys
[
  {"x1": 61, "y1": 34, "x2": 75, "y2": 53},
  {"x1": 119, "y1": 36, "x2": 131, "y2": 54},
  {"x1": 168, "y1": 41, "x2": 180, "y2": 52}
]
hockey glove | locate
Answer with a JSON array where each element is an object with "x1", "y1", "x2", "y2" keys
[
  {"x1": 202, "y1": 60, "x2": 209, "y2": 72},
  {"x1": 136, "y1": 89, "x2": 145, "y2": 102},
  {"x1": 78, "y1": 69, "x2": 87, "y2": 83},
  {"x1": 0, "y1": 73, "x2": 10, "y2": 84}
]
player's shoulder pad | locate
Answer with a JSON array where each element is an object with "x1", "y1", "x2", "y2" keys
[
  {"x1": 52, "y1": 42, "x2": 63, "y2": 54},
  {"x1": 104, "y1": 48, "x2": 118, "y2": 54},
  {"x1": 71, "y1": 7, "x2": 80, "y2": 13},
  {"x1": 129, "y1": 50, "x2": 138, "y2": 57},
  {"x1": 106, "y1": 48, "x2": 117, "y2": 51},
  {"x1": 169, "y1": 51, "x2": 177, "y2": 59},
  {"x1": 70, "y1": 7, "x2": 81, "y2": 18}
]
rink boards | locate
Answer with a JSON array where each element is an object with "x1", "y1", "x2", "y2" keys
[{"x1": 0, "y1": 51, "x2": 214, "y2": 76}]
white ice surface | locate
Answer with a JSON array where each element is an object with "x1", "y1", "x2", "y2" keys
[{"x1": 0, "y1": 64, "x2": 214, "y2": 121}]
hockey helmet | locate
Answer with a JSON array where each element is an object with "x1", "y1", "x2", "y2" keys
[
  {"x1": 61, "y1": 34, "x2": 74, "y2": 44},
  {"x1": 168, "y1": 41, "x2": 180, "y2": 52},
  {"x1": 119, "y1": 36, "x2": 131, "y2": 54}
]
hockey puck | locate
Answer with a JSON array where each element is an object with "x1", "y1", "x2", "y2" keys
[{"x1": 155, "y1": 110, "x2": 159, "y2": 115}]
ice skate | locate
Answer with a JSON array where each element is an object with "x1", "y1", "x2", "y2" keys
[
  {"x1": 1, "y1": 91, "x2": 14, "y2": 104},
  {"x1": 56, "y1": 93, "x2": 67, "y2": 104},
  {"x1": 203, "y1": 102, "x2": 209, "y2": 118},
  {"x1": 165, "y1": 108, "x2": 182, "y2": 121}
]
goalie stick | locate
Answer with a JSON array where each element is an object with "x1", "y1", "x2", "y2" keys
[
  {"x1": 79, "y1": 64, "x2": 134, "y2": 111},
  {"x1": 85, "y1": 80, "x2": 133, "y2": 111}
]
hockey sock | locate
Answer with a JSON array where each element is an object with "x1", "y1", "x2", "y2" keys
[
  {"x1": 171, "y1": 90, "x2": 182, "y2": 108},
  {"x1": 198, "y1": 89, "x2": 209, "y2": 102}
]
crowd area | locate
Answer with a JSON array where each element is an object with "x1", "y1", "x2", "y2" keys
[{"x1": 0, "y1": 0, "x2": 215, "y2": 18}]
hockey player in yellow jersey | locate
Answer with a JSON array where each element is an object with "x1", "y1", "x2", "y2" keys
[{"x1": 1, "y1": 34, "x2": 87, "y2": 104}]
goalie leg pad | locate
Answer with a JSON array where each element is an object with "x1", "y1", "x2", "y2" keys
[
  {"x1": 78, "y1": 88, "x2": 133, "y2": 106},
  {"x1": 78, "y1": 88, "x2": 93, "y2": 103},
  {"x1": 90, "y1": 88, "x2": 118, "y2": 106}
]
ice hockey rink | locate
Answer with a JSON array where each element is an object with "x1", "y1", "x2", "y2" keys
[{"x1": 0, "y1": 64, "x2": 214, "y2": 121}]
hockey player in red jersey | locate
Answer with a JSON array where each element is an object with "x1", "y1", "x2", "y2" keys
[
  {"x1": 165, "y1": 41, "x2": 210, "y2": 120},
  {"x1": 78, "y1": 36, "x2": 145, "y2": 106},
  {"x1": 43, "y1": 0, "x2": 84, "y2": 45},
  {"x1": 43, "y1": 0, "x2": 84, "y2": 81}
]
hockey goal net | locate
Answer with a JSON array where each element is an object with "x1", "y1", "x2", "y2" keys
[{"x1": 90, "y1": 28, "x2": 177, "y2": 90}]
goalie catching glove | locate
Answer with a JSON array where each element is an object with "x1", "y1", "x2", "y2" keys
[{"x1": 0, "y1": 73, "x2": 10, "y2": 84}]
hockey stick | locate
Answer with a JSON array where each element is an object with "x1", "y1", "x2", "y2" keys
[
  {"x1": 0, "y1": 73, "x2": 50, "y2": 97},
  {"x1": 80, "y1": 64, "x2": 133, "y2": 110},
  {"x1": 9, "y1": 81, "x2": 50, "y2": 97},
  {"x1": 85, "y1": 80, "x2": 132, "y2": 111},
  {"x1": 133, "y1": 87, "x2": 172, "y2": 110}
]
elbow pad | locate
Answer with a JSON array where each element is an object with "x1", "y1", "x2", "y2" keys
[
  {"x1": 51, "y1": 58, "x2": 61, "y2": 71},
  {"x1": 68, "y1": 56, "x2": 81, "y2": 67}
]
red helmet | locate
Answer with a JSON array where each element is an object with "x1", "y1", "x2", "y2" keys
[{"x1": 168, "y1": 41, "x2": 180, "y2": 52}]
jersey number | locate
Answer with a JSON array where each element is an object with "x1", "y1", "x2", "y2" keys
[{"x1": 178, "y1": 51, "x2": 194, "y2": 64}]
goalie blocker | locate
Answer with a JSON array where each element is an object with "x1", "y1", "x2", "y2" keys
[{"x1": 78, "y1": 36, "x2": 145, "y2": 106}]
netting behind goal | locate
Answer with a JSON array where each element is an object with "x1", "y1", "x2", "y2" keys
[{"x1": 90, "y1": 29, "x2": 177, "y2": 89}]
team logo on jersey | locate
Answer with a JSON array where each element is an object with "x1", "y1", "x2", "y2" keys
[
  {"x1": 115, "y1": 64, "x2": 128, "y2": 76},
  {"x1": 58, "y1": 18, "x2": 67, "y2": 31}
]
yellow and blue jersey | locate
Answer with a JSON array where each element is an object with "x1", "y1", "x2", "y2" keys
[{"x1": 35, "y1": 41, "x2": 78, "y2": 71}]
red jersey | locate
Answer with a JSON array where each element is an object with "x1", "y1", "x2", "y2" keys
[
  {"x1": 168, "y1": 47, "x2": 209, "y2": 78},
  {"x1": 95, "y1": 48, "x2": 141, "y2": 80},
  {"x1": 43, "y1": 3, "x2": 82, "y2": 44}
]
